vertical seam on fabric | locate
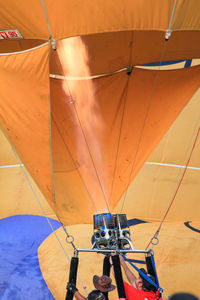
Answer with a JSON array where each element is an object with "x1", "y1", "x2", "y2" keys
[
  {"x1": 108, "y1": 30, "x2": 134, "y2": 207},
  {"x1": 52, "y1": 43, "x2": 109, "y2": 213},
  {"x1": 51, "y1": 113, "x2": 98, "y2": 213},
  {"x1": 48, "y1": 42, "x2": 56, "y2": 206},
  {"x1": 120, "y1": 42, "x2": 168, "y2": 213},
  {"x1": 71, "y1": 99, "x2": 110, "y2": 212}
]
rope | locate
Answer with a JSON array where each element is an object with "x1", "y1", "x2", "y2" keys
[
  {"x1": 9, "y1": 144, "x2": 70, "y2": 259},
  {"x1": 143, "y1": 82, "x2": 200, "y2": 257},
  {"x1": 50, "y1": 67, "x2": 127, "y2": 80},
  {"x1": 49, "y1": 51, "x2": 95, "y2": 293},
  {"x1": 0, "y1": 42, "x2": 48, "y2": 56},
  {"x1": 165, "y1": 0, "x2": 178, "y2": 40},
  {"x1": 120, "y1": 0, "x2": 181, "y2": 213},
  {"x1": 169, "y1": 0, "x2": 178, "y2": 29},
  {"x1": 50, "y1": 57, "x2": 197, "y2": 81},
  {"x1": 48, "y1": 43, "x2": 56, "y2": 206},
  {"x1": 50, "y1": 64, "x2": 134, "y2": 213},
  {"x1": 41, "y1": 0, "x2": 56, "y2": 49},
  {"x1": 57, "y1": 55, "x2": 111, "y2": 212},
  {"x1": 53, "y1": 43, "x2": 112, "y2": 212},
  {"x1": 146, "y1": 125, "x2": 200, "y2": 250},
  {"x1": 8, "y1": 141, "x2": 88, "y2": 294},
  {"x1": 62, "y1": 225, "x2": 88, "y2": 295},
  {"x1": 48, "y1": 50, "x2": 89, "y2": 293},
  {"x1": 108, "y1": 82, "x2": 129, "y2": 204},
  {"x1": 51, "y1": 114, "x2": 98, "y2": 213},
  {"x1": 48, "y1": 37, "x2": 98, "y2": 214},
  {"x1": 109, "y1": 31, "x2": 134, "y2": 204},
  {"x1": 72, "y1": 99, "x2": 110, "y2": 212},
  {"x1": 120, "y1": 41, "x2": 168, "y2": 213}
]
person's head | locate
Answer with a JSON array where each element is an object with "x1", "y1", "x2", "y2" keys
[
  {"x1": 139, "y1": 268, "x2": 157, "y2": 293},
  {"x1": 93, "y1": 275, "x2": 116, "y2": 293},
  {"x1": 170, "y1": 293, "x2": 199, "y2": 300},
  {"x1": 135, "y1": 275, "x2": 143, "y2": 290},
  {"x1": 88, "y1": 290, "x2": 105, "y2": 300}
]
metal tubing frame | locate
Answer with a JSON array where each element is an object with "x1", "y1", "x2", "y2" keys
[{"x1": 76, "y1": 248, "x2": 150, "y2": 254}]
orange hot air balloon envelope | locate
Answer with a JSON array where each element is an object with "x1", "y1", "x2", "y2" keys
[
  {"x1": 0, "y1": 0, "x2": 200, "y2": 224},
  {"x1": 0, "y1": 1, "x2": 200, "y2": 299}
]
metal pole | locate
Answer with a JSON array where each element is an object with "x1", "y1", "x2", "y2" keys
[{"x1": 76, "y1": 248, "x2": 150, "y2": 254}]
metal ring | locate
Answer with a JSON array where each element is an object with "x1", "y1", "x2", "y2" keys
[
  {"x1": 151, "y1": 236, "x2": 159, "y2": 246},
  {"x1": 66, "y1": 235, "x2": 74, "y2": 244}
]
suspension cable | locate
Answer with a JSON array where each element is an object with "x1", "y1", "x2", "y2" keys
[
  {"x1": 146, "y1": 110, "x2": 200, "y2": 250},
  {"x1": 56, "y1": 50, "x2": 111, "y2": 213},
  {"x1": 145, "y1": 105, "x2": 200, "y2": 237},
  {"x1": 165, "y1": 0, "x2": 178, "y2": 40},
  {"x1": 48, "y1": 38, "x2": 99, "y2": 215},
  {"x1": 120, "y1": 0, "x2": 181, "y2": 213},
  {"x1": 48, "y1": 52, "x2": 94, "y2": 293},
  {"x1": 51, "y1": 114, "x2": 98, "y2": 214},
  {"x1": 41, "y1": 0, "x2": 56, "y2": 49},
  {"x1": 48, "y1": 42, "x2": 56, "y2": 207},
  {"x1": 48, "y1": 49, "x2": 89, "y2": 293},
  {"x1": 108, "y1": 78, "x2": 130, "y2": 204},
  {"x1": 71, "y1": 98, "x2": 110, "y2": 212},
  {"x1": 9, "y1": 144, "x2": 66, "y2": 252},
  {"x1": 8, "y1": 140, "x2": 88, "y2": 294},
  {"x1": 109, "y1": 31, "x2": 134, "y2": 204},
  {"x1": 146, "y1": 124, "x2": 200, "y2": 250},
  {"x1": 120, "y1": 41, "x2": 168, "y2": 213}
]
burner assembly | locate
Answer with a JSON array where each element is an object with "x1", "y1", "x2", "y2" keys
[{"x1": 92, "y1": 213, "x2": 134, "y2": 251}]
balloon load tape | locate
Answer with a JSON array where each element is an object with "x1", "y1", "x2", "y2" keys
[{"x1": 92, "y1": 213, "x2": 134, "y2": 251}]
